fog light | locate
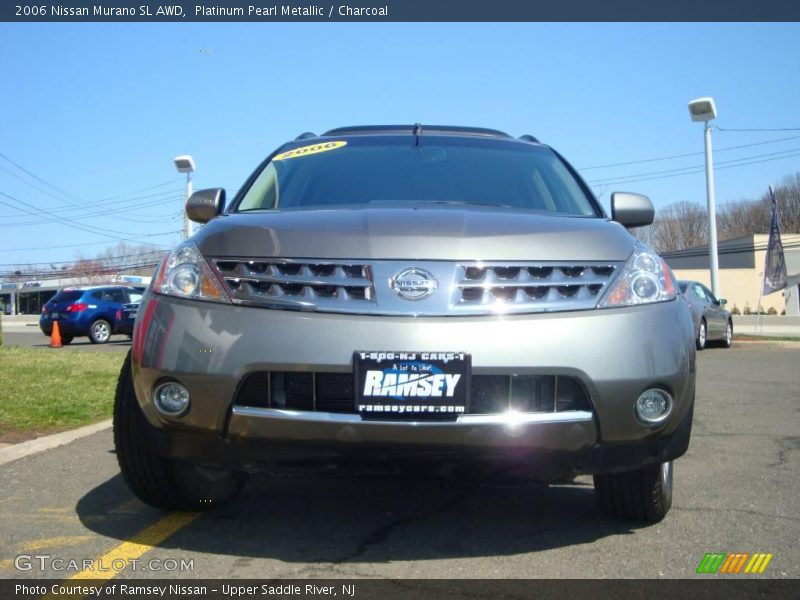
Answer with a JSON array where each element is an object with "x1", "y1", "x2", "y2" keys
[
  {"x1": 635, "y1": 388, "x2": 672, "y2": 425},
  {"x1": 154, "y1": 382, "x2": 190, "y2": 416}
]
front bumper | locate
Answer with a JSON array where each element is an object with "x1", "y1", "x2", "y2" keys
[{"x1": 131, "y1": 294, "x2": 696, "y2": 473}]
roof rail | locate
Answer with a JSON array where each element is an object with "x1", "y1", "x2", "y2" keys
[
  {"x1": 519, "y1": 134, "x2": 540, "y2": 143},
  {"x1": 294, "y1": 132, "x2": 317, "y2": 141},
  {"x1": 322, "y1": 125, "x2": 511, "y2": 138}
]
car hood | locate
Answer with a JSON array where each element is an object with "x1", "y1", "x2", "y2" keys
[{"x1": 193, "y1": 206, "x2": 636, "y2": 262}]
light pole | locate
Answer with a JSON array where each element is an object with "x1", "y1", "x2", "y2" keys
[
  {"x1": 688, "y1": 97, "x2": 720, "y2": 298},
  {"x1": 173, "y1": 155, "x2": 196, "y2": 240}
]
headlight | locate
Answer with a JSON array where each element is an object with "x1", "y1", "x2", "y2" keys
[
  {"x1": 152, "y1": 242, "x2": 229, "y2": 303},
  {"x1": 598, "y1": 243, "x2": 676, "y2": 308}
]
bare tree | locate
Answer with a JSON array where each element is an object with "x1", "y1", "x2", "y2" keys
[
  {"x1": 641, "y1": 170, "x2": 800, "y2": 254},
  {"x1": 776, "y1": 172, "x2": 800, "y2": 233},
  {"x1": 647, "y1": 201, "x2": 709, "y2": 253},
  {"x1": 717, "y1": 197, "x2": 770, "y2": 240},
  {"x1": 70, "y1": 256, "x2": 107, "y2": 284}
]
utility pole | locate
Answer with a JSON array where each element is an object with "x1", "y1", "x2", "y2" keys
[
  {"x1": 173, "y1": 155, "x2": 196, "y2": 241},
  {"x1": 703, "y1": 121, "x2": 720, "y2": 298},
  {"x1": 688, "y1": 97, "x2": 721, "y2": 298},
  {"x1": 183, "y1": 170, "x2": 193, "y2": 240}
]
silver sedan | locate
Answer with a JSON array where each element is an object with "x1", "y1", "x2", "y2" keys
[{"x1": 678, "y1": 280, "x2": 733, "y2": 350}]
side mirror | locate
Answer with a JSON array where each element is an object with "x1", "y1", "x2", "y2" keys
[
  {"x1": 611, "y1": 192, "x2": 654, "y2": 228},
  {"x1": 718, "y1": 298, "x2": 727, "y2": 306},
  {"x1": 186, "y1": 188, "x2": 225, "y2": 224}
]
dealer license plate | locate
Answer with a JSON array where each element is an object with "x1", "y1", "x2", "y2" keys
[
  {"x1": 354, "y1": 351, "x2": 471, "y2": 418},
  {"x1": 51, "y1": 312, "x2": 60, "y2": 319}
]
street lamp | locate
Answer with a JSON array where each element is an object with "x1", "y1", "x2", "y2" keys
[
  {"x1": 173, "y1": 155, "x2": 195, "y2": 240},
  {"x1": 688, "y1": 97, "x2": 720, "y2": 298}
]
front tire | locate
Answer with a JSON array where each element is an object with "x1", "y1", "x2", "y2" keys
[
  {"x1": 113, "y1": 351, "x2": 248, "y2": 511},
  {"x1": 696, "y1": 319, "x2": 707, "y2": 351},
  {"x1": 89, "y1": 319, "x2": 112, "y2": 344},
  {"x1": 594, "y1": 461, "x2": 673, "y2": 522},
  {"x1": 722, "y1": 320, "x2": 733, "y2": 348}
]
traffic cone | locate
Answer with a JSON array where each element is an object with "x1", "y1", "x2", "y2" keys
[{"x1": 50, "y1": 321, "x2": 62, "y2": 348}]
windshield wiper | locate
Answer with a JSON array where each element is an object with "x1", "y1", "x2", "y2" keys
[{"x1": 423, "y1": 200, "x2": 515, "y2": 209}]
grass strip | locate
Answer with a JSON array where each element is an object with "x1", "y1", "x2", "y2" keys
[{"x1": 0, "y1": 347, "x2": 125, "y2": 441}]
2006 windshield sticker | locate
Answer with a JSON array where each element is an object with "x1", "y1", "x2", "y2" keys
[{"x1": 273, "y1": 141, "x2": 347, "y2": 161}]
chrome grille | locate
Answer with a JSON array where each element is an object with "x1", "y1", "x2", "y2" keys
[
  {"x1": 211, "y1": 258, "x2": 620, "y2": 315},
  {"x1": 213, "y1": 259, "x2": 374, "y2": 311},
  {"x1": 453, "y1": 262, "x2": 618, "y2": 313}
]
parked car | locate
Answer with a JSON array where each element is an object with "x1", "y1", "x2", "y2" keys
[
  {"x1": 114, "y1": 125, "x2": 696, "y2": 522},
  {"x1": 40, "y1": 285, "x2": 143, "y2": 344},
  {"x1": 114, "y1": 302, "x2": 140, "y2": 337},
  {"x1": 678, "y1": 280, "x2": 733, "y2": 350}
]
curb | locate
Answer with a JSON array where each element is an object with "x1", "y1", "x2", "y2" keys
[
  {"x1": 0, "y1": 419, "x2": 112, "y2": 467},
  {"x1": 734, "y1": 340, "x2": 800, "y2": 347}
]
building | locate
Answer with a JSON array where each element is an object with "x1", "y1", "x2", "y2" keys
[{"x1": 663, "y1": 233, "x2": 800, "y2": 316}]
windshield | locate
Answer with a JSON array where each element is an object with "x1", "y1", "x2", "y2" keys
[{"x1": 236, "y1": 136, "x2": 599, "y2": 216}]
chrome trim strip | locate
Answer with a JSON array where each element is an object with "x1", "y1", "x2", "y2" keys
[{"x1": 231, "y1": 406, "x2": 594, "y2": 426}]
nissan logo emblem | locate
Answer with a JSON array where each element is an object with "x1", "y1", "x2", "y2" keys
[{"x1": 391, "y1": 268, "x2": 438, "y2": 301}]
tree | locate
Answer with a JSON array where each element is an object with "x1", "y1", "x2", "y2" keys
[
  {"x1": 637, "y1": 170, "x2": 800, "y2": 254},
  {"x1": 637, "y1": 201, "x2": 708, "y2": 253}
]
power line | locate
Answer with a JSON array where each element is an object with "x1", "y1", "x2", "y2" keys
[
  {"x1": 0, "y1": 191, "x2": 180, "y2": 250},
  {"x1": 0, "y1": 234, "x2": 178, "y2": 253},
  {"x1": 0, "y1": 186, "x2": 183, "y2": 219},
  {"x1": 0, "y1": 191, "x2": 184, "y2": 240},
  {"x1": 5, "y1": 260, "x2": 163, "y2": 279},
  {"x1": 0, "y1": 250, "x2": 168, "y2": 268},
  {"x1": 588, "y1": 147, "x2": 800, "y2": 185},
  {"x1": 588, "y1": 150, "x2": 800, "y2": 187},
  {"x1": 0, "y1": 189, "x2": 183, "y2": 226},
  {"x1": 0, "y1": 150, "x2": 182, "y2": 209},
  {"x1": 0, "y1": 151, "x2": 85, "y2": 207},
  {"x1": 579, "y1": 135, "x2": 800, "y2": 171},
  {"x1": 715, "y1": 127, "x2": 800, "y2": 132}
]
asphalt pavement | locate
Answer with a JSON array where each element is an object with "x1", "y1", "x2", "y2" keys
[
  {"x1": 0, "y1": 344, "x2": 798, "y2": 580},
  {"x1": 2, "y1": 329, "x2": 130, "y2": 351}
]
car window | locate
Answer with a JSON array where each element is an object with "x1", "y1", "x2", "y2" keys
[
  {"x1": 693, "y1": 284, "x2": 708, "y2": 303},
  {"x1": 51, "y1": 290, "x2": 83, "y2": 304},
  {"x1": 701, "y1": 285, "x2": 718, "y2": 304},
  {"x1": 237, "y1": 137, "x2": 599, "y2": 216},
  {"x1": 678, "y1": 282, "x2": 688, "y2": 294},
  {"x1": 100, "y1": 290, "x2": 126, "y2": 303},
  {"x1": 129, "y1": 292, "x2": 143, "y2": 303},
  {"x1": 91, "y1": 291, "x2": 103, "y2": 300}
]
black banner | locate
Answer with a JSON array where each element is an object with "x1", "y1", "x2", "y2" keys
[
  {"x1": 3, "y1": 0, "x2": 800, "y2": 22},
  {"x1": 4, "y1": 579, "x2": 800, "y2": 600}
]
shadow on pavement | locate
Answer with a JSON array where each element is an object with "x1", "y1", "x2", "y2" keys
[{"x1": 76, "y1": 467, "x2": 643, "y2": 563}]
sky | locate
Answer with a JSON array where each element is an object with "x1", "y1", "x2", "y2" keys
[{"x1": 0, "y1": 22, "x2": 799, "y2": 270}]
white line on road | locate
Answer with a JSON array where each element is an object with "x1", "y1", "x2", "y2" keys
[{"x1": 0, "y1": 420, "x2": 112, "y2": 467}]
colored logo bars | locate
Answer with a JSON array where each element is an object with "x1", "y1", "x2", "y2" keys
[{"x1": 696, "y1": 552, "x2": 773, "y2": 574}]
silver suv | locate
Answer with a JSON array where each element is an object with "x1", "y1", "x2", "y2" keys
[{"x1": 114, "y1": 126, "x2": 696, "y2": 522}]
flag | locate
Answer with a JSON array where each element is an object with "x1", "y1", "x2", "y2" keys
[{"x1": 762, "y1": 185, "x2": 787, "y2": 296}]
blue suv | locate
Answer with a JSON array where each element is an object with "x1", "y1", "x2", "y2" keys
[{"x1": 39, "y1": 286, "x2": 144, "y2": 344}]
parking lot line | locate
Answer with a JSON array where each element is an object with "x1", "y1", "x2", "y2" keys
[{"x1": 68, "y1": 511, "x2": 200, "y2": 581}]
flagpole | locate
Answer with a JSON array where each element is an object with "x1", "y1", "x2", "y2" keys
[{"x1": 754, "y1": 271, "x2": 765, "y2": 334}]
